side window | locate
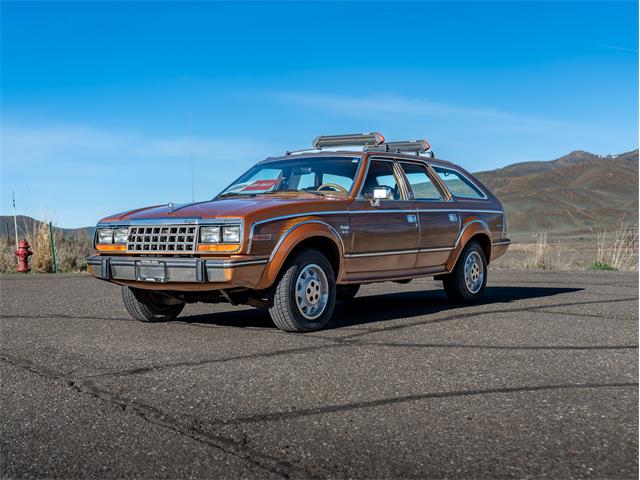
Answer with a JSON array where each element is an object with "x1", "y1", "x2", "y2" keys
[
  {"x1": 399, "y1": 163, "x2": 443, "y2": 200},
  {"x1": 360, "y1": 160, "x2": 401, "y2": 200},
  {"x1": 433, "y1": 166, "x2": 485, "y2": 199}
]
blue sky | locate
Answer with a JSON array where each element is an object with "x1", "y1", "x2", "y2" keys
[{"x1": 1, "y1": 1, "x2": 638, "y2": 227}]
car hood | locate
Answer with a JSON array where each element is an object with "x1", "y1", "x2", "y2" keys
[{"x1": 98, "y1": 195, "x2": 351, "y2": 224}]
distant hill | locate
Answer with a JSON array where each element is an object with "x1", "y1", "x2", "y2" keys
[
  {"x1": 475, "y1": 150, "x2": 638, "y2": 235},
  {"x1": 0, "y1": 215, "x2": 93, "y2": 243}
]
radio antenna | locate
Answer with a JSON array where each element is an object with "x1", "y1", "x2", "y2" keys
[
  {"x1": 189, "y1": 112, "x2": 194, "y2": 203},
  {"x1": 12, "y1": 191, "x2": 18, "y2": 247}
]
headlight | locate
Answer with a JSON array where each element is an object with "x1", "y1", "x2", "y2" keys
[
  {"x1": 222, "y1": 225, "x2": 241, "y2": 243},
  {"x1": 200, "y1": 226, "x2": 221, "y2": 243},
  {"x1": 113, "y1": 228, "x2": 129, "y2": 244},
  {"x1": 97, "y1": 228, "x2": 113, "y2": 244}
]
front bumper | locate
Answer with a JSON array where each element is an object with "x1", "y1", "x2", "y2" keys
[{"x1": 87, "y1": 255, "x2": 269, "y2": 289}]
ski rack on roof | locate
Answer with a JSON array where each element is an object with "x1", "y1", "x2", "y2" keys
[
  {"x1": 285, "y1": 133, "x2": 435, "y2": 158},
  {"x1": 312, "y1": 132, "x2": 385, "y2": 149},
  {"x1": 365, "y1": 139, "x2": 433, "y2": 157}
]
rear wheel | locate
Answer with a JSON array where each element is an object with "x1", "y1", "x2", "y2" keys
[
  {"x1": 268, "y1": 248, "x2": 336, "y2": 332},
  {"x1": 442, "y1": 241, "x2": 487, "y2": 304},
  {"x1": 336, "y1": 284, "x2": 360, "y2": 301},
  {"x1": 122, "y1": 287, "x2": 185, "y2": 322}
]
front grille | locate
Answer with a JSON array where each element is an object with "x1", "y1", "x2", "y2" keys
[{"x1": 127, "y1": 225, "x2": 197, "y2": 253}]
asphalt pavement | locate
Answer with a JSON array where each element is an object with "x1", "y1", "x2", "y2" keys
[{"x1": 1, "y1": 270, "x2": 638, "y2": 479}]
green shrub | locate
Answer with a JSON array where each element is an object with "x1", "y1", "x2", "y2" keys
[{"x1": 587, "y1": 260, "x2": 616, "y2": 271}]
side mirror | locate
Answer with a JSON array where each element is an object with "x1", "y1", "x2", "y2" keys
[
  {"x1": 373, "y1": 187, "x2": 389, "y2": 199},
  {"x1": 369, "y1": 187, "x2": 391, "y2": 206}
]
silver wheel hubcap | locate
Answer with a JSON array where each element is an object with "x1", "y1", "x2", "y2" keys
[
  {"x1": 295, "y1": 264, "x2": 329, "y2": 320},
  {"x1": 464, "y1": 251, "x2": 484, "y2": 294}
]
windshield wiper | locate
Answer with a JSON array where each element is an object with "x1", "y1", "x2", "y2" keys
[
  {"x1": 217, "y1": 192, "x2": 256, "y2": 198},
  {"x1": 260, "y1": 189, "x2": 325, "y2": 196}
]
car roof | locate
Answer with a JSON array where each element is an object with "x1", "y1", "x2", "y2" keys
[{"x1": 260, "y1": 149, "x2": 460, "y2": 169}]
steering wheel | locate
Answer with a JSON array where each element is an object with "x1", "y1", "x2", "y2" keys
[{"x1": 317, "y1": 183, "x2": 348, "y2": 193}]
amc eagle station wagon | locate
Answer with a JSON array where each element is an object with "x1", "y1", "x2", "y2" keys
[{"x1": 88, "y1": 133, "x2": 510, "y2": 332}]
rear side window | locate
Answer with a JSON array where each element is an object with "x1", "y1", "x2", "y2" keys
[
  {"x1": 399, "y1": 162, "x2": 443, "y2": 200},
  {"x1": 433, "y1": 166, "x2": 485, "y2": 199}
]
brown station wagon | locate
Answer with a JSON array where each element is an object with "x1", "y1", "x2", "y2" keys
[{"x1": 88, "y1": 133, "x2": 510, "y2": 332}]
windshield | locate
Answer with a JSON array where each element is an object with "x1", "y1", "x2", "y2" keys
[{"x1": 218, "y1": 156, "x2": 361, "y2": 197}]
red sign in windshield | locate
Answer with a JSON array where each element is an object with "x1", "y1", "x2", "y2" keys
[{"x1": 241, "y1": 179, "x2": 279, "y2": 191}]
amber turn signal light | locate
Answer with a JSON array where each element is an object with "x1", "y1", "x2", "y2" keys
[
  {"x1": 197, "y1": 244, "x2": 240, "y2": 252},
  {"x1": 96, "y1": 244, "x2": 126, "y2": 252}
]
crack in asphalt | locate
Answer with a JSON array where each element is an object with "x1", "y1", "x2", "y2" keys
[
  {"x1": 0, "y1": 354, "x2": 317, "y2": 480},
  {"x1": 0, "y1": 313, "x2": 132, "y2": 322},
  {"x1": 351, "y1": 341, "x2": 639, "y2": 351},
  {"x1": 84, "y1": 341, "x2": 347, "y2": 379},
  {"x1": 534, "y1": 308, "x2": 636, "y2": 320},
  {"x1": 213, "y1": 382, "x2": 640, "y2": 426}
]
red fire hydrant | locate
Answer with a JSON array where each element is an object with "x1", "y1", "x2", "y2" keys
[{"x1": 15, "y1": 239, "x2": 33, "y2": 273}]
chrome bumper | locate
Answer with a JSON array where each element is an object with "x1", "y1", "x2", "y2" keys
[{"x1": 87, "y1": 255, "x2": 268, "y2": 284}]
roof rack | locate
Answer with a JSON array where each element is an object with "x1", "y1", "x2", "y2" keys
[
  {"x1": 312, "y1": 132, "x2": 385, "y2": 149},
  {"x1": 285, "y1": 133, "x2": 435, "y2": 158}
]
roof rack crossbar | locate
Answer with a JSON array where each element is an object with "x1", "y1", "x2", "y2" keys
[
  {"x1": 366, "y1": 139, "x2": 431, "y2": 154},
  {"x1": 312, "y1": 132, "x2": 385, "y2": 149}
]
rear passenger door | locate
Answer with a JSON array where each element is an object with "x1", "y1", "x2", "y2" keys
[
  {"x1": 398, "y1": 161, "x2": 459, "y2": 268},
  {"x1": 347, "y1": 158, "x2": 419, "y2": 273}
]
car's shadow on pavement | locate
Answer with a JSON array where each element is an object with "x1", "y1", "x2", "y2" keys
[
  {"x1": 176, "y1": 285, "x2": 582, "y2": 330},
  {"x1": 329, "y1": 286, "x2": 582, "y2": 329}
]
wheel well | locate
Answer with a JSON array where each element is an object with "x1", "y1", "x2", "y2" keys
[
  {"x1": 288, "y1": 236, "x2": 340, "y2": 276},
  {"x1": 468, "y1": 233, "x2": 492, "y2": 263}
]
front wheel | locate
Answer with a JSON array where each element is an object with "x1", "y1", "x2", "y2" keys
[
  {"x1": 268, "y1": 249, "x2": 336, "y2": 332},
  {"x1": 442, "y1": 241, "x2": 487, "y2": 304},
  {"x1": 122, "y1": 287, "x2": 185, "y2": 322}
]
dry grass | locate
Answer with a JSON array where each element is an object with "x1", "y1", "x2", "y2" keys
[
  {"x1": 0, "y1": 221, "x2": 93, "y2": 274},
  {"x1": 524, "y1": 233, "x2": 569, "y2": 270},
  {"x1": 592, "y1": 218, "x2": 638, "y2": 271}
]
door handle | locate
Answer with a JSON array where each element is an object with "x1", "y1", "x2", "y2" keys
[{"x1": 407, "y1": 214, "x2": 417, "y2": 224}]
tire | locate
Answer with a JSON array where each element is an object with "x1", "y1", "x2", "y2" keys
[
  {"x1": 442, "y1": 241, "x2": 487, "y2": 304},
  {"x1": 268, "y1": 248, "x2": 336, "y2": 332},
  {"x1": 336, "y1": 284, "x2": 360, "y2": 301},
  {"x1": 122, "y1": 287, "x2": 185, "y2": 322}
]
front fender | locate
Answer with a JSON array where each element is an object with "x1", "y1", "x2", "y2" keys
[
  {"x1": 446, "y1": 219, "x2": 492, "y2": 272},
  {"x1": 255, "y1": 221, "x2": 346, "y2": 289}
]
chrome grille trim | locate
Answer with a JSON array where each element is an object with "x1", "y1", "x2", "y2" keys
[{"x1": 127, "y1": 225, "x2": 197, "y2": 253}]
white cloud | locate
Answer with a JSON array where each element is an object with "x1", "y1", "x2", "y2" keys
[
  {"x1": 274, "y1": 91, "x2": 624, "y2": 137},
  {"x1": 1, "y1": 124, "x2": 134, "y2": 166},
  {"x1": 0, "y1": 123, "x2": 272, "y2": 168}
]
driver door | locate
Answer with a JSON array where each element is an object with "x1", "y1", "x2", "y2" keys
[{"x1": 347, "y1": 158, "x2": 419, "y2": 273}]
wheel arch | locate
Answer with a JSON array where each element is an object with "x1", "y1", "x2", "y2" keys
[
  {"x1": 255, "y1": 221, "x2": 345, "y2": 289},
  {"x1": 446, "y1": 220, "x2": 493, "y2": 272}
]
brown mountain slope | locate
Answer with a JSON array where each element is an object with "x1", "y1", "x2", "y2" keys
[
  {"x1": 0, "y1": 215, "x2": 93, "y2": 242},
  {"x1": 475, "y1": 150, "x2": 638, "y2": 235}
]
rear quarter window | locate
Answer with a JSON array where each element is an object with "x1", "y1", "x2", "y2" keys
[{"x1": 433, "y1": 166, "x2": 486, "y2": 199}]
